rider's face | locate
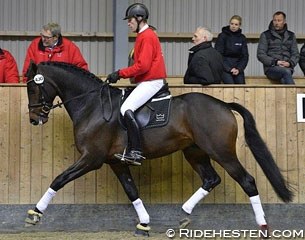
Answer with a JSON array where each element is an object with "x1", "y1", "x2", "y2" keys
[{"x1": 127, "y1": 17, "x2": 138, "y2": 32}]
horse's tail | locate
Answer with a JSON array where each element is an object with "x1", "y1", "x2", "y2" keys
[{"x1": 227, "y1": 102, "x2": 293, "y2": 202}]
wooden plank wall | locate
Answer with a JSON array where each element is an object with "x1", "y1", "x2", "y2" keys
[{"x1": 0, "y1": 84, "x2": 304, "y2": 205}]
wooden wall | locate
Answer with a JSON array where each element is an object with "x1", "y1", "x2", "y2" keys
[{"x1": 0, "y1": 84, "x2": 304, "y2": 205}]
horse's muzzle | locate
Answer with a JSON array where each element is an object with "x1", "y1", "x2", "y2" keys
[{"x1": 29, "y1": 112, "x2": 48, "y2": 125}]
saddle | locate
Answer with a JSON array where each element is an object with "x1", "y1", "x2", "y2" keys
[{"x1": 119, "y1": 83, "x2": 172, "y2": 130}]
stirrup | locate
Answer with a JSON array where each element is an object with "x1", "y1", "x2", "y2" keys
[
  {"x1": 124, "y1": 154, "x2": 145, "y2": 166},
  {"x1": 114, "y1": 149, "x2": 145, "y2": 166},
  {"x1": 114, "y1": 148, "x2": 128, "y2": 162}
]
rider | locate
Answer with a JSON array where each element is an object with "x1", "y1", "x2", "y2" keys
[{"x1": 107, "y1": 3, "x2": 167, "y2": 166}]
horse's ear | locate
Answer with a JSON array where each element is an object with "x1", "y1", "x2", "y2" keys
[{"x1": 25, "y1": 60, "x2": 38, "y2": 80}]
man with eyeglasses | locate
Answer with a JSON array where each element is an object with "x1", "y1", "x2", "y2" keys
[{"x1": 22, "y1": 22, "x2": 88, "y2": 82}]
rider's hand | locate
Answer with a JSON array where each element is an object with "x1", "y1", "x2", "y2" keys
[{"x1": 107, "y1": 71, "x2": 121, "y2": 83}]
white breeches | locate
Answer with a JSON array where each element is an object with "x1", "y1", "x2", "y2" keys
[{"x1": 120, "y1": 79, "x2": 164, "y2": 116}]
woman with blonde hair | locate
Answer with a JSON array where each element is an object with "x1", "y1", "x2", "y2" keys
[{"x1": 215, "y1": 15, "x2": 249, "y2": 84}]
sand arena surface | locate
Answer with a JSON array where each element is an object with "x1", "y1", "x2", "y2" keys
[{"x1": 0, "y1": 231, "x2": 166, "y2": 240}]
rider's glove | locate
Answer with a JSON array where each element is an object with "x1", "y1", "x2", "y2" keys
[{"x1": 107, "y1": 70, "x2": 121, "y2": 83}]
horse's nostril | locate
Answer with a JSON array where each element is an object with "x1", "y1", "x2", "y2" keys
[{"x1": 30, "y1": 119, "x2": 38, "y2": 125}]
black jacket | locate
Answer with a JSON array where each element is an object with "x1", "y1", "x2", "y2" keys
[
  {"x1": 215, "y1": 26, "x2": 249, "y2": 73},
  {"x1": 184, "y1": 41, "x2": 223, "y2": 85}
]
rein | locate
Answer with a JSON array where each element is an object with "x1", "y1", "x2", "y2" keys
[
  {"x1": 52, "y1": 88, "x2": 100, "y2": 109},
  {"x1": 100, "y1": 83, "x2": 113, "y2": 122}
]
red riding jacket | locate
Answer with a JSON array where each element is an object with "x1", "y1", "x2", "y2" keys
[
  {"x1": 0, "y1": 48, "x2": 19, "y2": 83},
  {"x1": 22, "y1": 35, "x2": 88, "y2": 82},
  {"x1": 119, "y1": 27, "x2": 167, "y2": 83}
]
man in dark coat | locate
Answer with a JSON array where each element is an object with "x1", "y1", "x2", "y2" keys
[
  {"x1": 257, "y1": 11, "x2": 299, "y2": 84},
  {"x1": 184, "y1": 27, "x2": 223, "y2": 85}
]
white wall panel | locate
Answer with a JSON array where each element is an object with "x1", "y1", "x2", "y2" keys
[
  {"x1": 0, "y1": 0, "x2": 112, "y2": 32},
  {"x1": 133, "y1": 0, "x2": 305, "y2": 34}
]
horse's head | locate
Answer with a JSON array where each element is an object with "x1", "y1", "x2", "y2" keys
[{"x1": 26, "y1": 61, "x2": 57, "y2": 125}]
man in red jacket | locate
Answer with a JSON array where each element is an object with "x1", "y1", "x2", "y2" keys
[
  {"x1": 0, "y1": 48, "x2": 19, "y2": 83},
  {"x1": 107, "y1": 3, "x2": 167, "y2": 166},
  {"x1": 22, "y1": 22, "x2": 88, "y2": 82}
]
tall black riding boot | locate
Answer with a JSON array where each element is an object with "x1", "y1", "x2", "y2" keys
[{"x1": 114, "y1": 110, "x2": 145, "y2": 166}]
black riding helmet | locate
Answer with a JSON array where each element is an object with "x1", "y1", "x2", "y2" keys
[
  {"x1": 124, "y1": 3, "x2": 149, "y2": 33},
  {"x1": 123, "y1": 3, "x2": 149, "y2": 20}
]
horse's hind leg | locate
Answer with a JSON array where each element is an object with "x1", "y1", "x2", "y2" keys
[
  {"x1": 182, "y1": 145, "x2": 221, "y2": 215},
  {"x1": 110, "y1": 163, "x2": 150, "y2": 236},
  {"x1": 214, "y1": 151, "x2": 268, "y2": 228},
  {"x1": 183, "y1": 145, "x2": 268, "y2": 232},
  {"x1": 207, "y1": 140, "x2": 267, "y2": 230},
  {"x1": 192, "y1": 113, "x2": 268, "y2": 229}
]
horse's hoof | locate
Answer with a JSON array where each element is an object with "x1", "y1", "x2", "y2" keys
[
  {"x1": 134, "y1": 223, "x2": 150, "y2": 237},
  {"x1": 259, "y1": 224, "x2": 270, "y2": 239},
  {"x1": 24, "y1": 209, "x2": 42, "y2": 225},
  {"x1": 179, "y1": 217, "x2": 191, "y2": 229}
]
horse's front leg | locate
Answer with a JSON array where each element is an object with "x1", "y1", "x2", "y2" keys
[
  {"x1": 110, "y1": 162, "x2": 150, "y2": 237},
  {"x1": 25, "y1": 153, "x2": 103, "y2": 225}
]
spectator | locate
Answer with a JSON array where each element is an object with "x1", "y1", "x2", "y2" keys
[
  {"x1": 257, "y1": 11, "x2": 299, "y2": 84},
  {"x1": 22, "y1": 22, "x2": 88, "y2": 82},
  {"x1": 184, "y1": 27, "x2": 223, "y2": 85},
  {"x1": 215, "y1": 15, "x2": 249, "y2": 84},
  {"x1": 0, "y1": 48, "x2": 19, "y2": 83},
  {"x1": 299, "y1": 44, "x2": 305, "y2": 75}
]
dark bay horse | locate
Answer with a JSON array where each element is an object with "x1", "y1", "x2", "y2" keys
[{"x1": 25, "y1": 61, "x2": 292, "y2": 235}]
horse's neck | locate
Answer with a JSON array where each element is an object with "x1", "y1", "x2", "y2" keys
[
  {"x1": 50, "y1": 73, "x2": 96, "y2": 115},
  {"x1": 57, "y1": 79, "x2": 119, "y2": 124},
  {"x1": 54, "y1": 75, "x2": 98, "y2": 100}
]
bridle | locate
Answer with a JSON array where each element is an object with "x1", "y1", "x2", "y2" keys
[
  {"x1": 27, "y1": 78, "x2": 55, "y2": 115},
  {"x1": 27, "y1": 74, "x2": 113, "y2": 122}
]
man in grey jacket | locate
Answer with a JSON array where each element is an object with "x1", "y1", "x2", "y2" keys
[{"x1": 257, "y1": 11, "x2": 299, "y2": 84}]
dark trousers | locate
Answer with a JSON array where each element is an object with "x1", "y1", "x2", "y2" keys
[
  {"x1": 222, "y1": 72, "x2": 245, "y2": 84},
  {"x1": 265, "y1": 66, "x2": 295, "y2": 84}
]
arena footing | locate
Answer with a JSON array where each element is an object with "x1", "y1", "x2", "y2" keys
[{"x1": 0, "y1": 204, "x2": 304, "y2": 233}]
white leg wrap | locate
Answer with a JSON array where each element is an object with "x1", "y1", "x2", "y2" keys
[
  {"x1": 250, "y1": 195, "x2": 267, "y2": 226},
  {"x1": 132, "y1": 198, "x2": 150, "y2": 224},
  {"x1": 182, "y1": 187, "x2": 209, "y2": 214},
  {"x1": 36, "y1": 188, "x2": 57, "y2": 213}
]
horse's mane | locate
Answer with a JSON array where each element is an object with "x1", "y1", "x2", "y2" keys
[
  {"x1": 39, "y1": 61, "x2": 104, "y2": 84},
  {"x1": 38, "y1": 61, "x2": 122, "y2": 95}
]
